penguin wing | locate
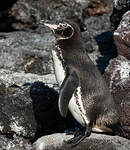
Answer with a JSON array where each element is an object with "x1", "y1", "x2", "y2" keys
[{"x1": 58, "y1": 71, "x2": 78, "y2": 117}]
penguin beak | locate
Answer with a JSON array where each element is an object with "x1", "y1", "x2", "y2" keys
[{"x1": 44, "y1": 23, "x2": 58, "y2": 30}]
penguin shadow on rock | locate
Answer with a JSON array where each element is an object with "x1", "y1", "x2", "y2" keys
[
  {"x1": 94, "y1": 31, "x2": 118, "y2": 74},
  {"x1": 30, "y1": 81, "x2": 81, "y2": 143}
]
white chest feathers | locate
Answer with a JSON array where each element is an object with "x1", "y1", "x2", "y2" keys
[{"x1": 51, "y1": 49, "x2": 65, "y2": 86}]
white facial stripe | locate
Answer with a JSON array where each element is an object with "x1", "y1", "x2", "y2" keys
[{"x1": 58, "y1": 23, "x2": 67, "y2": 28}]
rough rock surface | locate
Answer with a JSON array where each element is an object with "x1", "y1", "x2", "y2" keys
[
  {"x1": 104, "y1": 55, "x2": 130, "y2": 137},
  {"x1": 81, "y1": 0, "x2": 116, "y2": 74},
  {"x1": 0, "y1": 135, "x2": 32, "y2": 150},
  {"x1": 83, "y1": 30, "x2": 117, "y2": 74},
  {"x1": 10, "y1": 0, "x2": 47, "y2": 30},
  {"x1": 114, "y1": 11, "x2": 130, "y2": 60},
  {"x1": 0, "y1": 29, "x2": 57, "y2": 149},
  {"x1": 0, "y1": 0, "x2": 18, "y2": 32},
  {"x1": 82, "y1": 0, "x2": 113, "y2": 51},
  {"x1": 74, "y1": 0, "x2": 89, "y2": 9},
  {"x1": 83, "y1": 0, "x2": 111, "y2": 16},
  {"x1": 0, "y1": 31, "x2": 54, "y2": 75},
  {"x1": 33, "y1": 133, "x2": 130, "y2": 150},
  {"x1": 113, "y1": 0, "x2": 130, "y2": 10},
  {"x1": 0, "y1": 70, "x2": 56, "y2": 136},
  {"x1": 10, "y1": 0, "x2": 83, "y2": 30},
  {"x1": 0, "y1": 70, "x2": 57, "y2": 149},
  {"x1": 110, "y1": 0, "x2": 130, "y2": 30}
]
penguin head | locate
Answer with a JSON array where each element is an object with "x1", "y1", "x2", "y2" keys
[{"x1": 44, "y1": 20, "x2": 78, "y2": 41}]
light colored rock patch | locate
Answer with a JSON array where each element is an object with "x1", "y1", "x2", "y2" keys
[
  {"x1": 119, "y1": 61, "x2": 130, "y2": 80},
  {"x1": 5, "y1": 141, "x2": 16, "y2": 150},
  {"x1": 113, "y1": 0, "x2": 127, "y2": 10},
  {"x1": 10, "y1": 116, "x2": 26, "y2": 135},
  {"x1": 33, "y1": 133, "x2": 72, "y2": 150},
  {"x1": 0, "y1": 69, "x2": 56, "y2": 88},
  {"x1": 114, "y1": 11, "x2": 130, "y2": 40},
  {"x1": 107, "y1": 56, "x2": 130, "y2": 90},
  {"x1": 74, "y1": 0, "x2": 89, "y2": 8},
  {"x1": 0, "y1": 125, "x2": 4, "y2": 132}
]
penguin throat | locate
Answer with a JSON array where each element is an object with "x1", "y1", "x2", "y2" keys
[{"x1": 55, "y1": 45, "x2": 67, "y2": 72}]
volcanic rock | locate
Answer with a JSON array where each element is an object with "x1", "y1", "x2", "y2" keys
[
  {"x1": 104, "y1": 55, "x2": 130, "y2": 138},
  {"x1": 114, "y1": 11, "x2": 130, "y2": 60},
  {"x1": 33, "y1": 133, "x2": 130, "y2": 150}
]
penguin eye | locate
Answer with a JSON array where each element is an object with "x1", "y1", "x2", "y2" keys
[
  {"x1": 55, "y1": 28, "x2": 62, "y2": 35},
  {"x1": 62, "y1": 26, "x2": 73, "y2": 38}
]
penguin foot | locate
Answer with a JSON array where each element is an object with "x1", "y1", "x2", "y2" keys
[
  {"x1": 66, "y1": 130, "x2": 83, "y2": 136},
  {"x1": 67, "y1": 126, "x2": 92, "y2": 147},
  {"x1": 67, "y1": 133, "x2": 83, "y2": 145}
]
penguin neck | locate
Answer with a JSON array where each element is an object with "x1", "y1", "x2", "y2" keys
[{"x1": 56, "y1": 37, "x2": 82, "y2": 53}]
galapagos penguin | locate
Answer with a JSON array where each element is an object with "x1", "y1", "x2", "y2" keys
[{"x1": 44, "y1": 20, "x2": 125, "y2": 146}]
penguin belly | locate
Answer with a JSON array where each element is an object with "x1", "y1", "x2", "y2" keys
[
  {"x1": 68, "y1": 95, "x2": 87, "y2": 127},
  {"x1": 68, "y1": 87, "x2": 89, "y2": 127}
]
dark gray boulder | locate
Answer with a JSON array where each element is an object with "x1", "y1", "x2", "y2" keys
[
  {"x1": 81, "y1": 0, "x2": 116, "y2": 74},
  {"x1": 0, "y1": 29, "x2": 57, "y2": 148},
  {"x1": 0, "y1": 71, "x2": 57, "y2": 149},
  {"x1": 104, "y1": 55, "x2": 130, "y2": 138},
  {"x1": 0, "y1": 135, "x2": 32, "y2": 150},
  {"x1": 0, "y1": 31, "x2": 54, "y2": 75},
  {"x1": 33, "y1": 133, "x2": 130, "y2": 150},
  {"x1": 10, "y1": 0, "x2": 83, "y2": 30},
  {"x1": 110, "y1": 0, "x2": 130, "y2": 30},
  {"x1": 114, "y1": 11, "x2": 130, "y2": 60},
  {"x1": 0, "y1": 72, "x2": 56, "y2": 137}
]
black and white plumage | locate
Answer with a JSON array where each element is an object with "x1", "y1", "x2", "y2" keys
[{"x1": 44, "y1": 20, "x2": 125, "y2": 146}]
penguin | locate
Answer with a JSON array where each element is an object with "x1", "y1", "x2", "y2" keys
[{"x1": 44, "y1": 20, "x2": 125, "y2": 146}]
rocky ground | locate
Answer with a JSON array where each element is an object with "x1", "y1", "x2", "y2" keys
[{"x1": 0, "y1": 0, "x2": 130, "y2": 150}]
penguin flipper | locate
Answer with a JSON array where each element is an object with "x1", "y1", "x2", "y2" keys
[{"x1": 59, "y1": 72, "x2": 78, "y2": 117}]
